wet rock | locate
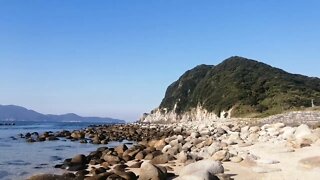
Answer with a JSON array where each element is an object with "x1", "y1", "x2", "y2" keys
[
  {"x1": 71, "y1": 154, "x2": 87, "y2": 164},
  {"x1": 26, "y1": 138, "x2": 36, "y2": 143},
  {"x1": 71, "y1": 131, "x2": 85, "y2": 139},
  {"x1": 80, "y1": 139, "x2": 88, "y2": 144},
  {"x1": 67, "y1": 164, "x2": 87, "y2": 171},
  {"x1": 46, "y1": 136, "x2": 59, "y2": 141}
]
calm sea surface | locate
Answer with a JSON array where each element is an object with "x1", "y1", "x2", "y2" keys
[{"x1": 0, "y1": 121, "x2": 127, "y2": 180}]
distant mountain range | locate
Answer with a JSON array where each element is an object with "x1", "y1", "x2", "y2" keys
[{"x1": 0, "y1": 105, "x2": 125, "y2": 123}]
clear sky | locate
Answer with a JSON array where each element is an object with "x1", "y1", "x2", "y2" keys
[{"x1": 0, "y1": 0, "x2": 320, "y2": 121}]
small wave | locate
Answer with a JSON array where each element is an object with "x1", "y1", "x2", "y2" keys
[{"x1": 5, "y1": 160, "x2": 31, "y2": 166}]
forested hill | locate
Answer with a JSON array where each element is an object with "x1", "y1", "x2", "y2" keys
[{"x1": 159, "y1": 56, "x2": 320, "y2": 117}]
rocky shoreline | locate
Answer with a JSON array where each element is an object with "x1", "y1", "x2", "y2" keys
[{"x1": 25, "y1": 118, "x2": 320, "y2": 180}]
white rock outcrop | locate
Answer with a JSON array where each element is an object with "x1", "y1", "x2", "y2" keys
[{"x1": 140, "y1": 105, "x2": 232, "y2": 123}]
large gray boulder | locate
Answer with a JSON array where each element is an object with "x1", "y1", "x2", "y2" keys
[
  {"x1": 179, "y1": 160, "x2": 224, "y2": 180},
  {"x1": 138, "y1": 161, "x2": 167, "y2": 180},
  {"x1": 71, "y1": 154, "x2": 86, "y2": 164}
]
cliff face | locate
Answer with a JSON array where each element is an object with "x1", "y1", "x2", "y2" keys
[{"x1": 141, "y1": 56, "x2": 320, "y2": 123}]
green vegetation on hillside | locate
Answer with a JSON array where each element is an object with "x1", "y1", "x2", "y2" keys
[{"x1": 159, "y1": 56, "x2": 320, "y2": 118}]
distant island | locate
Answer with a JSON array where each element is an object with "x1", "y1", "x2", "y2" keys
[
  {"x1": 141, "y1": 56, "x2": 320, "y2": 123},
  {"x1": 0, "y1": 104, "x2": 125, "y2": 123}
]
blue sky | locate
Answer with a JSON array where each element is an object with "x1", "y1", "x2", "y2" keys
[{"x1": 0, "y1": 0, "x2": 320, "y2": 121}]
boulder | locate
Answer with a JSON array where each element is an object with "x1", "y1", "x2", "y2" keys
[
  {"x1": 150, "y1": 154, "x2": 169, "y2": 164},
  {"x1": 179, "y1": 160, "x2": 224, "y2": 178},
  {"x1": 154, "y1": 139, "x2": 167, "y2": 150},
  {"x1": 169, "y1": 139, "x2": 179, "y2": 147},
  {"x1": 103, "y1": 154, "x2": 121, "y2": 164},
  {"x1": 66, "y1": 164, "x2": 87, "y2": 171},
  {"x1": 212, "y1": 150, "x2": 230, "y2": 162},
  {"x1": 129, "y1": 161, "x2": 143, "y2": 168},
  {"x1": 207, "y1": 142, "x2": 221, "y2": 156},
  {"x1": 114, "y1": 170, "x2": 137, "y2": 180},
  {"x1": 115, "y1": 144, "x2": 128, "y2": 155},
  {"x1": 71, "y1": 154, "x2": 87, "y2": 164},
  {"x1": 281, "y1": 127, "x2": 295, "y2": 140},
  {"x1": 113, "y1": 164, "x2": 128, "y2": 171},
  {"x1": 71, "y1": 131, "x2": 85, "y2": 139},
  {"x1": 191, "y1": 132, "x2": 200, "y2": 138},
  {"x1": 294, "y1": 124, "x2": 312, "y2": 139},
  {"x1": 162, "y1": 145, "x2": 172, "y2": 153},
  {"x1": 249, "y1": 126, "x2": 260, "y2": 133},
  {"x1": 138, "y1": 162, "x2": 167, "y2": 180},
  {"x1": 182, "y1": 142, "x2": 193, "y2": 151},
  {"x1": 135, "y1": 152, "x2": 145, "y2": 160},
  {"x1": 226, "y1": 132, "x2": 241, "y2": 145},
  {"x1": 216, "y1": 128, "x2": 227, "y2": 136},
  {"x1": 176, "y1": 151, "x2": 188, "y2": 163},
  {"x1": 230, "y1": 156, "x2": 243, "y2": 163}
]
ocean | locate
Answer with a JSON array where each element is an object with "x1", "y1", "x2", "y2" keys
[{"x1": 0, "y1": 121, "x2": 127, "y2": 180}]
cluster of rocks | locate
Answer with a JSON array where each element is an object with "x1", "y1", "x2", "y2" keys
[
  {"x1": 28, "y1": 120, "x2": 320, "y2": 180},
  {"x1": 0, "y1": 122, "x2": 15, "y2": 126},
  {"x1": 20, "y1": 124, "x2": 184, "y2": 144}
]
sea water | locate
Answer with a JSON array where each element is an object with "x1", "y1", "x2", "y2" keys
[{"x1": 0, "y1": 121, "x2": 127, "y2": 180}]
